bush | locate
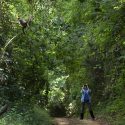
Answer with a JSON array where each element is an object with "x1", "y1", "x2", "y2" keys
[
  {"x1": 0, "y1": 105, "x2": 53, "y2": 125},
  {"x1": 49, "y1": 102, "x2": 66, "y2": 117}
]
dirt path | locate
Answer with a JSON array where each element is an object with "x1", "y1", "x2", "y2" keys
[{"x1": 54, "y1": 118, "x2": 106, "y2": 125}]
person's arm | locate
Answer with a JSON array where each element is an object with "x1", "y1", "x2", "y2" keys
[
  {"x1": 81, "y1": 87, "x2": 84, "y2": 93},
  {"x1": 88, "y1": 88, "x2": 91, "y2": 93}
]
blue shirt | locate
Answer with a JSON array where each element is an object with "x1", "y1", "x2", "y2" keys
[{"x1": 81, "y1": 88, "x2": 91, "y2": 103}]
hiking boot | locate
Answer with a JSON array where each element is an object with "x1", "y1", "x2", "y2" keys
[
  {"x1": 80, "y1": 113, "x2": 84, "y2": 120},
  {"x1": 90, "y1": 110, "x2": 95, "y2": 120}
]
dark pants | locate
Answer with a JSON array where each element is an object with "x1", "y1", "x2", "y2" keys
[{"x1": 80, "y1": 100, "x2": 95, "y2": 119}]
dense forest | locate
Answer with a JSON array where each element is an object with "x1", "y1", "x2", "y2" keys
[{"x1": 0, "y1": 0, "x2": 125, "y2": 125}]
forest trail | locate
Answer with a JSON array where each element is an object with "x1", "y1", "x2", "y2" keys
[{"x1": 54, "y1": 118, "x2": 106, "y2": 125}]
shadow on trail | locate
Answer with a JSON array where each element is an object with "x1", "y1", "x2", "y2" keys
[{"x1": 54, "y1": 118, "x2": 103, "y2": 125}]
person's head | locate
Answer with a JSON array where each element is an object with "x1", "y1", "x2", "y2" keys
[{"x1": 83, "y1": 84, "x2": 88, "y2": 89}]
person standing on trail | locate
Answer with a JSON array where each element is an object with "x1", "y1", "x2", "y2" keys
[{"x1": 80, "y1": 84, "x2": 95, "y2": 120}]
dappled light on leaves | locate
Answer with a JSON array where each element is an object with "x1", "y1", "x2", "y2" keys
[{"x1": 0, "y1": 0, "x2": 125, "y2": 125}]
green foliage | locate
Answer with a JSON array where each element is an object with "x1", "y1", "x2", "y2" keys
[
  {"x1": 1, "y1": 0, "x2": 125, "y2": 125},
  {"x1": 49, "y1": 102, "x2": 66, "y2": 117},
  {"x1": 0, "y1": 106, "x2": 52, "y2": 125}
]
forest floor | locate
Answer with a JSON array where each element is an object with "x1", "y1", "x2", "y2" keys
[{"x1": 54, "y1": 118, "x2": 108, "y2": 125}]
